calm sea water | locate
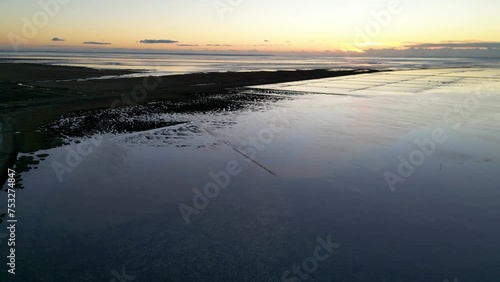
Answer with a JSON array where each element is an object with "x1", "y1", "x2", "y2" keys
[
  {"x1": 2, "y1": 51, "x2": 500, "y2": 76},
  {"x1": 1, "y1": 55, "x2": 500, "y2": 281}
]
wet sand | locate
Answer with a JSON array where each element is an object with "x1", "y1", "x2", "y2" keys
[
  {"x1": 0, "y1": 63, "x2": 374, "y2": 146},
  {"x1": 0, "y1": 63, "x2": 136, "y2": 83},
  {"x1": 0, "y1": 63, "x2": 374, "y2": 185},
  {"x1": 1, "y1": 63, "x2": 374, "y2": 107},
  {"x1": 1, "y1": 67, "x2": 499, "y2": 281}
]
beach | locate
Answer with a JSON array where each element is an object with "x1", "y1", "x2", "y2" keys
[
  {"x1": 0, "y1": 63, "x2": 374, "y2": 187},
  {"x1": 2, "y1": 0, "x2": 499, "y2": 280},
  {"x1": 0, "y1": 62, "x2": 373, "y2": 142},
  {"x1": 3, "y1": 0, "x2": 500, "y2": 279},
  {"x1": 1, "y1": 61, "x2": 500, "y2": 281}
]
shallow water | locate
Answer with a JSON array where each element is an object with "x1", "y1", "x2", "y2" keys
[
  {"x1": 3, "y1": 51, "x2": 500, "y2": 77},
  {"x1": 1, "y1": 68, "x2": 500, "y2": 281}
]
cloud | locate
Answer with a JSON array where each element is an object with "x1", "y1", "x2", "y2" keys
[
  {"x1": 177, "y1": 44, "x2": 199, "y2": 47},
  {"x1": 206, "y1": 44, "x2": 232, "y2": 47},
  {"x1": 246, "y1": 42, "x2": 292, "y2": 47},
  {"x1": 139, "y1": 39, "x2": 178, "y2": 44},
  {"x1": 83, "y1": 41, "x2": 111, "y2": 45},
  {"x1": 51, "y1": 37, "x2": 65, "y2": 42},
  {"x1": 406, "y1": 41, "x2": 500, "y2": 49},
  {"x1": 264, "y1": 40, "x2": 270, "y2": 42}
]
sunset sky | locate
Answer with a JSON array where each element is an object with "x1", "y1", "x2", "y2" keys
[{"x1": 1, "y1": 0, "x2": 499, "y2": 55}]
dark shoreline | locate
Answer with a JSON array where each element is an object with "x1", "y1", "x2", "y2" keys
[
  {"x1": 1, "y1": 63, "x2": 377, "y2": 107},
  {"x1": 0, "y1": 63, "x2": 378, "y2": 183},
  {"x1": 0, "y1": 63, "x2": 378, "y2": 135}
]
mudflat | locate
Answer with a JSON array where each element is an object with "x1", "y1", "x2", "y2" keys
[
  {"x1": 0, "y1": 63, "x2": 375, "y2": 133},
  {"x1": 0, "y1": 63, "x2": 374, "y2": 178}
]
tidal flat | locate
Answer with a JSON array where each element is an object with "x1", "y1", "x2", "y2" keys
[{"x1": 1, "y1": 64, "x2": 500, "y2": 281}]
